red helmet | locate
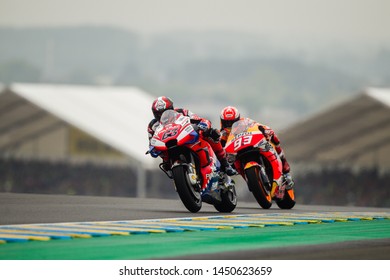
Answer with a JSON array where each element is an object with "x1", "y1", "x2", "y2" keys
[
  {"x1": 151, "y1": 96, "x2": 174, "y2": 120},
  {"x1": 220, "y1": 106, "x2": 240, "y2": 129}
]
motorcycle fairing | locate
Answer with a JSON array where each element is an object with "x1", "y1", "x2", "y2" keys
[
  {"x1": 152, "y1": 123, "x2": 197, "y2": 150},
  {"x1": 225, "y1": 118, "x2": 284, "y2": 195},
  {"x1": 152, "y1": 109, "x2": 221, "y2": 195}
]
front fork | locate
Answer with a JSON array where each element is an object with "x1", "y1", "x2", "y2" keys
[
  {"x1": 171, "y1": 154, "x2": 201, "y2": 192},
  {"x1": 243, "y1": 160, "x2": 286, "y2": 200},
  {"x1": 186, "y1": 162, "x2": 198, "y2": 186}
]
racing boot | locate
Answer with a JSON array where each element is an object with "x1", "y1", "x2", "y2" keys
[
  {"x1": 206, "y1": 137, "x2": 237, "y2": 176},
  {"x1": 220, "y1": 158, "x2": 238, "y2": 176},
  {"x1": 283, "y1": 172, "x2": 294, "y2": 189},
  {"x1": 279, "y1": 152, "x2": 293, "y2": 188},
  {"x1": 219, "y1": 173, "x2": 236, "y2": 192}
]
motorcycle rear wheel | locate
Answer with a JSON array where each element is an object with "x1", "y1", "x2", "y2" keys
[
  {"x1": 214, "y1": 187, "x2": 237, "y2": 213},
  {"x1": 275, "y1": 188, "x2": 296, "y2": 209},
  {"x1": 245, "y1": 166, "x2": 272, "y2": 209},
  {"x1": 172, "y1": 165, "x2": 202, "y2": 213}
]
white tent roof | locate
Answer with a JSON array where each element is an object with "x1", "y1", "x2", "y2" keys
[
  {"x1": 366, "y1": 87, "x2": 390, "y2": 107},
  {"x1": 9, "y1": 83, "x2": 156, "y2": 167}
]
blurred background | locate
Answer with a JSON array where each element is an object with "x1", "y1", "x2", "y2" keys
[{"x1": 1, "y1": 0, "x2": 389, "y2": 207}]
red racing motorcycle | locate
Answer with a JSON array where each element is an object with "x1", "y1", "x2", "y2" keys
[
  {"x1": 224, "y1": 118, "x2": 295, "y2": 209},
  {"x1": 148, "y1": 110, "x2": 237, "y2": 213}
]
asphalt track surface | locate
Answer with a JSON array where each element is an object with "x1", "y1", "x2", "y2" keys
[{"x1": 1, "y1": 193, "x2": 390, "y2": 259}]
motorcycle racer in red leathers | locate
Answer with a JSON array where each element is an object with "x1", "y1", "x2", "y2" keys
[
  {"x1": 147, "y1": 96, "x2": 237, "y2": 176},
  {"x1": 220, "y1": 106, "x2": 294, "y2": 188}
]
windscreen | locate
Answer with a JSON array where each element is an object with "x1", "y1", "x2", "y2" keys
[
  {"x1": 160, "y1": 110, "x2": 179, "y2": 125},
  {"x1": 230, "y1": 118, "x2": 257, "y2": 136}
]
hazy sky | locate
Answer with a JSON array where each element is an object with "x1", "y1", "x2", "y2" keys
[{"x1": 1, "y1": 0, "x2": 390, "y2": 51}]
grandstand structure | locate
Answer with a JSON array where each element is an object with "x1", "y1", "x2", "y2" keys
[
  {"x1": 280, "y1": 88, "x2": 390, "y2": 172},
  {"x1": 0, "y1": 83, "x2": 156, "y2": 197}
]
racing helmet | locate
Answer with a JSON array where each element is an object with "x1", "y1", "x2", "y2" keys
[
  {"x1": 151, "y1": 96, "x2": 174, "y2": 121},
  {"x1": 220, "y1": 106, "x2": 240, "y2": 129}
]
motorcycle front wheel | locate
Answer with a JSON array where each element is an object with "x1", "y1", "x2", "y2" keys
[
  {"x1": 172, "y1": 165, "x2": 202, "y2": 213},
  {"x1": 245, "y1": 166, "x2": 272, "y2": 209}
]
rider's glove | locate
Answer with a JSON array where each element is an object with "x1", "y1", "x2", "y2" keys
[{"x1": 207, "y1": 128, "x2": 221, "y2": 142}]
